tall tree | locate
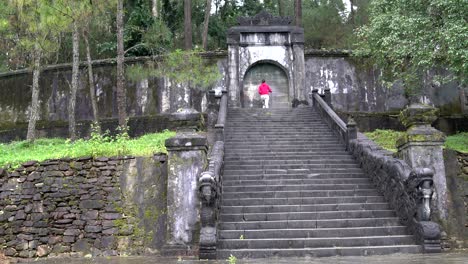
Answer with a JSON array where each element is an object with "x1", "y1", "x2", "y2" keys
[
  {"x1": 294, "y1": 0, "x2": 302, "y2": 26},
  {"x1": 69, "y1": 20, "x2": 80, "y2": 141},
  {"x1": 82, "y1": 21, "x2": 100, "y2": 132},
  {"x1": 202, "y1": 0, "x2": 211, "y2": 50},
  {"x1": 116, "y1": 0, "x2": 127, "y2": 127},
  {"x1": 357, "y1": 0, "x2": 468, "y2": 93},
  {"x1": 4, "y1": 0, "x2": 67, "y2": 141},
  {"x1": 152, "y1": 0, "x2": 159, "y2": 18},
  {"x1": 184, "y1": 0, "x2": 192, "y2": 50},
  {"x1": 278, "y1": 0, "x2": 285, "y2": 17}
]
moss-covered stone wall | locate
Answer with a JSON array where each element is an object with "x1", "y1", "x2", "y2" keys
[
  {"x1": 0, "y1": 155, "x2": 167, "y2": 259},
  {"x1": 0, "y1": 52, "x2": 465, "y2": 126}
]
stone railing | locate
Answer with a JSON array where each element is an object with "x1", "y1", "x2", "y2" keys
[
  {"x1": 348, "y1": 135, "x2": 441, "y2": 252},
  {"x1": 311, "y1": 90, "x2": 442, "y2": 252},
  {"x1": 311, "y1": 89, "x2": 357, "y2": 149},
  {"x1": 198, "y1": 92, "x2": 227, "y2": 259}
]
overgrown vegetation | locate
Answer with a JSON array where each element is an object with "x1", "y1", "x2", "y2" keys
[
  {"x1": 364, "y1": 129, "x2": 406, "y2": 153},
  {"x1": 365, "y1": 129, "x2": 468, "y2": 153},
  {"x1": 0, "y1": 130, "x2": 175, "y2": 169},
  {"x1": 445, "y1": 132, "x2": 468, "y2": 153}
]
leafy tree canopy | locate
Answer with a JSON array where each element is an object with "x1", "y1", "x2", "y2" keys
[{"x1": 357, "y1": 0, "x2": 468, "y2": 87}]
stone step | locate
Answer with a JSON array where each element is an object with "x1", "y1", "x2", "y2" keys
[
  {"x1": 222, "y1": 196, "x2": 386, "y2": 206},
  {"x1": 218, "y1": 226, "x2": 409, "y2": 239},
  {"x1": 219, "y1": 217, "x2": 401, "y2": 230},
  {"x1": 226, "y1": 128, "x2": 331, "y2": 132},
  {"x1": 217, "y1": 107, "x2": 415, "y2": 258},
  {"x1": 217, "y1": 245, "x2": 422, "y2": 259},
  {"x1": 220, "y1": 203, "x2": 391, "y2": 214},
  {"x1": 223, "y1": 168, "x2": 364, "y2": 177},
  {"x1": 223, "y1": 178, "x2": 372, "y2": 186},
  {"x1": 224, "y1": 137, "x2": 340, "y2": 142},
  {"x1": 225, "y1": 139, "x2": 341, "y2": 145},
  {"x1": 225, "y1": 144, "x2": 346, "y2": 151},
  {"x1": 224, "y1": 164, "x2": 361, "y2": 172},
  {"x1": 218, "y1": 235, "x2": 415, "y2": 249},
  {"x1": 222, "y1": 189, "x2": 380, "y2": 199},
  {"x1": 219, "y1": 210, "x2": 395, "y2": 222},
  {"x1": 224, "y1": 159, "x2": 356, "y2": 166},
  {"x1": 223, "y1": 183, "x2": 373, "y2": 192},
  {"x1": 224, "y1": 154, "x2": 353, "y2": 161},
  {"x1": 223, "y1": 173, "x2": 368, "y2": 181},
  {"x1": 225, "y1": 149, "x2": 347, "y2": 155}
]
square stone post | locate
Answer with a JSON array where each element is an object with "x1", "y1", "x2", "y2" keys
[
  {"x1": 397, "y1": 104, "x2": 448, "y2": 221},
  {"x1": 163, "y1": 132, "x2": 208, "y2": 255}
]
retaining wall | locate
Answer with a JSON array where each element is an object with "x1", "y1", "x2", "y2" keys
[{"x1": 0, "y1": 155, "x2": 167, "y2": 258}]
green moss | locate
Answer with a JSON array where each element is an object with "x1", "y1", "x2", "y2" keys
[
  {"x1": 366, "y1": 130, "x2": 468, "y2": 153},
  {"x1": 399, "y1": 105, "x2": 439, "y2": 128},
  {"x1": 445, "y1": 132, "x2": 468, "y2": 153},
  {"x1": 0, "y1": 130, "x2": 175, "y2": 169}
]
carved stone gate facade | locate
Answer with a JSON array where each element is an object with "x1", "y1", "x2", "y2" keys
[{"x1": 227, "y1": 11, "x2": 306, "y2": 108}]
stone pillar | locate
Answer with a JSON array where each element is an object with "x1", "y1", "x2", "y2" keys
[
  {"x1": 163, "y1": 132, "x2": 208, "y2": 255},
  {"x1": 227, "y1": 43, "x2": 240, "y2": 107},
  {"x1": 291, "y1": 26, "x2": 305, "y2": 104},
  {"x1": 324, "y1": 88, "x2": 332, "y2": 107},
  {"x1": 397, "y1": 103, "x2": 448, "y2": 221}
]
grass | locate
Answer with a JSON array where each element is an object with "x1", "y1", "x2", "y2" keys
[
  {"x1": 364, "y1": 129, "x2": 406, "y2": 153},
  {"x1": 445, "y1": 132, "x2": 468, "y2": 153},
  {"x1": 364, "y1": 129, "x2": 468, "y2": 153},
  {"x1": 0, "y1": 130, "x2": 176, "y2": 169}
]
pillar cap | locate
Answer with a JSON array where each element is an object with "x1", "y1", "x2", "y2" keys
[
  {"x1": 399, "y1": 103, "x2": 439, "y2": 128},
  {"x1": 165, "y1": 132, "x2": 207, "y2": 151}
]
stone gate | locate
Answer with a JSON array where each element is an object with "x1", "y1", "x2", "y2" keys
[{"x1": 227, "y1": 11, "x2": 306, "y2": 108}]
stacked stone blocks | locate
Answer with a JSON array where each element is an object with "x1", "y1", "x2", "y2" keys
[{"x1": 0, "y1": 156, "x2": 144, "y2": 258}]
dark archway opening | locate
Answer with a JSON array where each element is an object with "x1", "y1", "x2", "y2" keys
[{"x1": 242, "y1": 63, "x2": 289, "y2": 108}]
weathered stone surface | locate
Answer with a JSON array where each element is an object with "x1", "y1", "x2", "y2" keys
[
  {"x1": 79, "y1": 200, "x2": 104, "y2": 209},
  {"x1": 101, "y1": 213, "x2": 121, "y2": 220},
  {"x1": 62, "y1": 236, "x2": 75, "y2": 243},
  {"x1": 4, "y1": 247, "x2": 17, "y2": 256},
  {"x1": 0, "y1": 155, "x2": 168, "y2": 259},
  {"x1": 36, "y1": 245, "x2": 51, "y2": 257},
  {"x1": 64, "y1": 228, "x2": 81, "y2": 236},
  {"x1": 84, "y1": 225, "x2": 102, "y2": 233},
  {"x1": 165, "y1": 133, "x2": 207, "y2": 245}
]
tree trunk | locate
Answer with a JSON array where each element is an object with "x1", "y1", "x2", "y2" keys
[
  {"x1": 278, "y1": 0, "x2": 285, "y2": 17},
  {"x1": 26, "y1": 45, "x2": 42, "y2": 142},
  {"x1": 294, "y1": 0, "x2": 302, "y2": 27},
  {"x1": 116, "y1": 0, "x2": 127, "y2": 127},
  {"x1": 83, "y1": 23, "x2": 100, "y2": 133},
  {"x1": 69, "y1": 21, "x2": 79, "y2": 141},
  {"x1": 202, "y1": 0, "x2": 211, "y2": 50},
  {"x1": 184, "y1": 0, "x2": 192, "y2": 50},
  {"x1": 152, "y1": 0, "x2": 158, "y2": 18}
]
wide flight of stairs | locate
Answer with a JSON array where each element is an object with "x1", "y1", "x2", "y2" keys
[{"x1": 217, "y1": 107, "x2": 422, "y2": 258}]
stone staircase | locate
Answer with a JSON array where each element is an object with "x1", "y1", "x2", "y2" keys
[{"x1": 217, "y1": 107, "x2": 422, "y2": 258}]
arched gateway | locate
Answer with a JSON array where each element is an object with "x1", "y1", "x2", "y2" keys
[{"x1": 227, "y1": 11, "x2": 306, "y2": 108}]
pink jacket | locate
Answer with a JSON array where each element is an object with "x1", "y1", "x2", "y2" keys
[{"x1": 258, "y1": 83, "x2": 272, "y2": 95}]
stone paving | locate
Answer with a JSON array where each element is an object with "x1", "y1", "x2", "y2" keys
[{"x1": 9, "y1": 251, "x2": 468, "y2": 264}]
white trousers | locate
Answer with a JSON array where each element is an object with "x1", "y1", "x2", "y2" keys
[{"x1": 260, "y1": 94, "x2": 270, "y2": 108}]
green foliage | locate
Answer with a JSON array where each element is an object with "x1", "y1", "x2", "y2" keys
[
  {"x1": 356, "y1": 0, "x2": 468, "y2": 88},
  {"x1": 303, "y1": 0, "x2": 351, "y2": 49},
  {"x1": 227, "y1": 254, "x2": 237, "y2": 264},
  {"x1": 0, "y1": 130, "x2": 175, "y2": 169},
  {"x1": 365, "y1": 129, "x2": 468, "y2": 154},
  {"x1": 141, "y1": 19, "x2": 173, "y2": 54},
  {"x1": 128, "y1": 48, "x2": 221, "y2": 89},
  {"x1": 445, "y1": 132, "x2": 468, "y2": 153},
  {"x1": 365, "y1": 129, "x2": 406, "y2": 152}
]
